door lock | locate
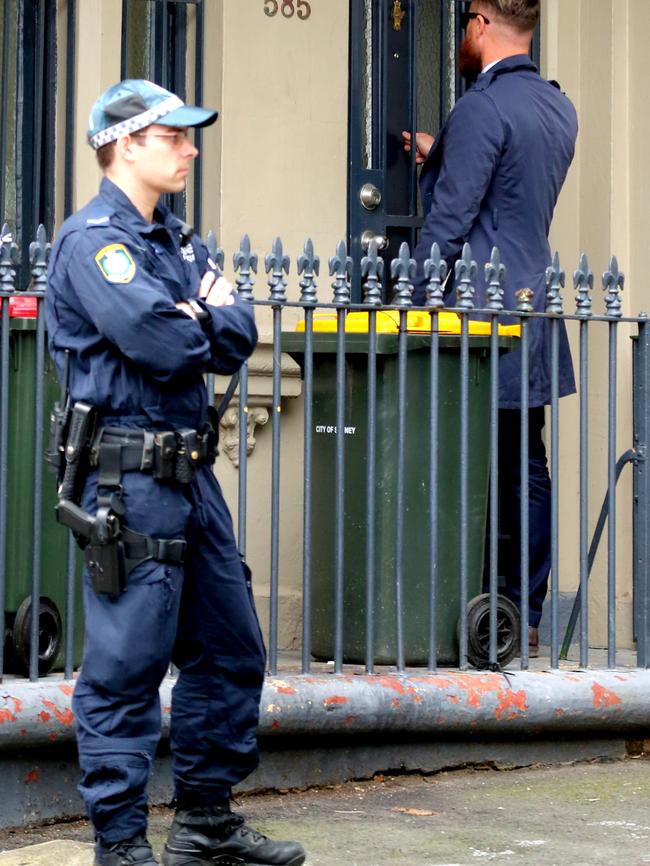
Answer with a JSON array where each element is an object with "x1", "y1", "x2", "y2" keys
[
  {"x1": 359, "y1": 183, "x2": 382, "y2": 211},
  {"x1": 361, "y1": 230, "x2": 388, "y2": 251}
]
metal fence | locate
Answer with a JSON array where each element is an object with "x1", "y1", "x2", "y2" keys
[{"x1": 1, "y1": 224, "x2": 649, "y2": 687}]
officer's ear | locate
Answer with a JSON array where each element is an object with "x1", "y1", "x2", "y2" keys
[{"x1": 117, "y1": 134, "x2": 141, "y2": 165}]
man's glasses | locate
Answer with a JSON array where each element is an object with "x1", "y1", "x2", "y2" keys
[
  {"x1": 131, "y1": 129, "x2": 192, "y2": 147},
  {"x1": 460, "y1": 10, "x2": 490, "y2": 29}
]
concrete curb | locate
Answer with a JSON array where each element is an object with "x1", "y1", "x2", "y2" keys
[{"x1": 1, "y1": 668, "x2": 649, "y2": 748}]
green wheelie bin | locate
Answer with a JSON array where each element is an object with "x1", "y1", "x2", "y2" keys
[
  {"x1": 3, "y1": 297, "x2": 84, "y2": 675},
  {"x1": 283, "y1": 310, "x2": 519, "y2": 667}
]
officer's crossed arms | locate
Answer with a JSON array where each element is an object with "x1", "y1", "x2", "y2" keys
[{"x1": 176, "y1": 270, "x2": 235, "y2": 321}]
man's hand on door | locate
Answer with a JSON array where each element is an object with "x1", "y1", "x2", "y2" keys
[{"x1": 402, "y1": 131, "x2": 435, "y2": 164}]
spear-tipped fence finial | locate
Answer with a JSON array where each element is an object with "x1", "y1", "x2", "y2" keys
[
  {"x1": 485, "y1": 246, "x2": 506, "y2": 312},
  {"x1": 573, "y1": 253, "x2": 593, "y2": 318},
  {"x1": 603, "y1": 256, "x2": 624, "y2": 318},
  {"x1": 545, "y1": 251, "x2": 565, "y2": 315},
  {"x1": 298, "y1": 237, "x2": 321, "y2": 305},
  {"x1": 423, "y1": 242, "x2": 447, "y2": 309},
  {"x1": 360, "y1": 239, "x2": 384, "y2": 307},
  {"x1": 328, "y1": 239, "x2": 352, "y2": 306},
  {"x1": 206, "y1": 230, "x2": 225, "y2": 271},
  {"x1": 265, "y1": 237, "x2": 290, "y2": 304},
  {"x1": 390, "y1": 242, "x2": 415, "y2": 308},
  {"x1": 455, "y1": 243, "x2": 477, "y2": 310},
  {"x1": 0, "y1": 223, "x2": 19, "y2": 293},
  {"x1": 29, "y1": 224, "x2": 51, "y2": 292},
  {"x1": 233, "y1": 234, "x2": 258, "y2": 303}
]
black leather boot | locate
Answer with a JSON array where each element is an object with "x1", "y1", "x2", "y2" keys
[
  {"x1": 95, "y1": 834, "x2": 159, "y2": 865},
  {"x1": 162, "y1": 802, "x2": 306, "y2": 866}
]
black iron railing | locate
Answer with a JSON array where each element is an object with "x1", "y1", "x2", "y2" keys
[{"x1": 0, "y1": 226, "x2": 648, "y2": 683}]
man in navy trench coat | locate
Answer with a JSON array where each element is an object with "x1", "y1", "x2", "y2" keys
[
  {"x1": 404, "y1": 0, "x2": 578, "y2": 653},
  {"x1": 46, "y1": 80, "x2": 306, "y2": 866}
]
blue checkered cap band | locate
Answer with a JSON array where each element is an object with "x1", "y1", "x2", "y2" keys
[{"x1": 89, "y1": 94, "x2": 184, "y2": 150}]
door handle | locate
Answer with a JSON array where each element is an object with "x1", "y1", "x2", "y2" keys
[
  {"x1": 359, "y1": 183, "x2": 382, "y2": 211},
  {"x1": 361, "y1": 230, "x2": 388, "y2": 251}
]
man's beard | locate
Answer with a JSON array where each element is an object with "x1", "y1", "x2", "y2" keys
[{"x1": 459, "y1": 36, "x2": 482, "y2": 82}]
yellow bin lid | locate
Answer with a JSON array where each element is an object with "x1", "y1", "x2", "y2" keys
[{"x1": 296, "y1": 310, "x2": 521, "y2": 337}]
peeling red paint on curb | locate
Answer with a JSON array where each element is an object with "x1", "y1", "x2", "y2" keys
[
  {"x1": 372, "y1": 677, "x2": 406, "y2": 695},
  {"x1": 25, "y1": 770, "x2": 39, "y2": 784},
  {"x1": 495, "y1": 690, "x2": 529, "y2": 721},
  {"x1": 59, "y1": 685, "x2": 74, "y2": 697},
  {"x1": 592, "y1": 683, "x2": 622, "y2": 710},
  {"x1": 41, "y1": 699, "x2": 74, "y2": 727},
  {"x1": 38, "y1": 712, "x2": 51, "y2": 724},
  {"x1": 323, "y1": 696, "x2": 349, "y2": 707},
  {"x1": 0, "y1": 709, "x2": 16, "y2": 724}
]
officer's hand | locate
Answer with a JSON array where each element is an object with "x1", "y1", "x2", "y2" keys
[
  {"x1": 199, "y1": 271, "x2": 235, "y2": 307},
  {"x1": 176, "y1": 301, "x2": 198, "y2": 320},
  {"x1": 402, "y1": 131, "x2": 434, "y2": 164},
  {"x1": 205, "y1": 276, "x2": 235, "y2": 307},
  {"x1": 199, "y1": 271, "x2": 216, "y2": 299}
]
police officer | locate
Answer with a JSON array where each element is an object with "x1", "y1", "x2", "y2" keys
[
  {"x1": 46, "y1": 80, "x2": 306, "y2": 866},
  {"x1": 404, "y1": 0, "x2": 577, "y2": 657}
]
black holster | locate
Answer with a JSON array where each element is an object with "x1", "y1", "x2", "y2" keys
[{"x1": 53, "y1": 404, "x2": 188, "y2": 597}]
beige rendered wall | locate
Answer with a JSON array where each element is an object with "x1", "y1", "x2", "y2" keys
[
  {"x1": 542, "y1": 0, "x2": 643, "y2": 648},
  {"x1": 202, "y1": 1, "x2": 349, "y2": 649},
  {"x1": 72, "y1": 0, "x2": 123, "y2": 212}
]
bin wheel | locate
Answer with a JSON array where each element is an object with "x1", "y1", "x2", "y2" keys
[
  {"x1": 12, "y1": 597, "x2": 62, "y2": 676},
  {"x1": 463, "y1": 593, "x2": 520, "y2": 669}
]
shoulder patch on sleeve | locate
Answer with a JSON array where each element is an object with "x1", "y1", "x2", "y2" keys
[{"x1": 94, "y1": 243, "x2": 136, "y2": 284}]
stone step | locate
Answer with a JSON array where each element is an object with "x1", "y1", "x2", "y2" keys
[{"x1": 0, "y1": 841, "x2": 93, "y2": 866}]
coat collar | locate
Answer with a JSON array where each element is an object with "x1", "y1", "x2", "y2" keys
[
  {"x1": 473, "y1": 53, "x2": 537, "y2": 89},
  {"x1": 99, "y1": 177, "x2": 183, "y2": 237}
]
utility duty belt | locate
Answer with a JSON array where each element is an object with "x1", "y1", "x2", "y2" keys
[
  {"x1": 48, "y1": 402, "x2": 217, "y2": 598},
  {"x1": 89, "y1": 423, "x2": 218, "y2": 485}
]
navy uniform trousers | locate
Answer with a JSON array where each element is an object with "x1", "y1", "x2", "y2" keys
[{"x1": 73, "y1": 461, "x2": 266, "y2": 844}]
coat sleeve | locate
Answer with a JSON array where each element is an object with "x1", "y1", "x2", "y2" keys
[
  {"x1": 190, "y1": 236, "x2": 258, "y2": 375},
  {"x1": 56, "y1": 231, "x2": 216, "y2": 383},
  {"x1": 193, "y1": 295, "x2": 258, "y2": 375},
  {"x1": 413, "y1": 90, "x2": 506, "y2": 297}
]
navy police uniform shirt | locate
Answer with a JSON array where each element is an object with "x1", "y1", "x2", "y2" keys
[
  {"x1": 46, "y1": 177, "x2": 257, "y2": 429},
  {"x1": 413, "y1": 55, "x2": 578, "y2": 408}
]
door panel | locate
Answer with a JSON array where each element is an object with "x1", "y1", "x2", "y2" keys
[
  {"x1": 347, "y1": 0, "x2": 539, "y2": 302},
  {"x1": 348, "y1": 0, "x2": 461, "y2": 301}
]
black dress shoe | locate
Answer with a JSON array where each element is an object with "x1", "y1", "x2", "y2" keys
[
  {"x1": 162, "y1": 804, "x2": 306, "y2": 866},
  {"x1": 95, "y1": 833, "x2": 159, "y2": 865}
]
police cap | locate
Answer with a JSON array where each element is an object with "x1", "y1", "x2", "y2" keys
[{"x1": 88, "y1": 79, "x2": 218, "y2": 150}]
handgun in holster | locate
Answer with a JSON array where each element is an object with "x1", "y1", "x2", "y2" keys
[
  {"x1": 56, "y1": 498, "x2": 126, "y2": 596},
  {"x1": 53, "y1": 401, "x2": 125, "y2": 596}
]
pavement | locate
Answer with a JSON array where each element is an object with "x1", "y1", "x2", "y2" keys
[{"x1": 1, "y1": 757, "x2": 650, "y2": 866}]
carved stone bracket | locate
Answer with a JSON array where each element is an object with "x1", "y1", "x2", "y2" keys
[
  {"x1": 219, "y1": 404, "x2": 270, "y2": 467},
  {"x1": 213, "y1": 344, "x2": 302, "y2": 467}
]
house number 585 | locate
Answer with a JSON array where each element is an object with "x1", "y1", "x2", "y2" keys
[{"x1": 264, "y1": 0, "x2": 312, "y2": 19}]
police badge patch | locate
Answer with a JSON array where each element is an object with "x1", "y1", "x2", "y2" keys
[{"x1": 94, "y1": 244, "x2": 136, "y2": 283}]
